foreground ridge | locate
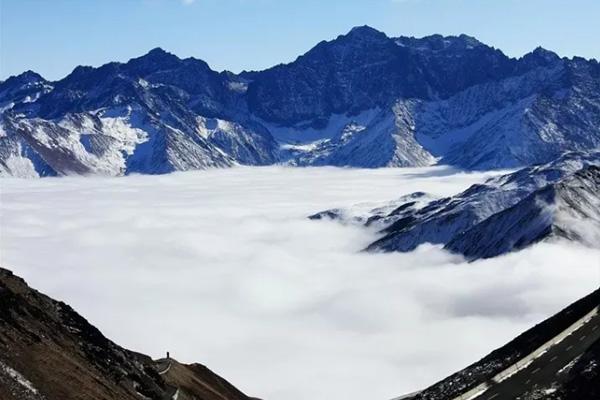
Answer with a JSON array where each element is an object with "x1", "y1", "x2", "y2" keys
[
  {"x1": 400, "y1": 288, "x2": 600, "y2": 400},
  {"x1": 0, "y1": 267, "x2": 254, "y2": 400}
]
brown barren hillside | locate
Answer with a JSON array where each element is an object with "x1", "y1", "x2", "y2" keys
[{"x1": 0, "y1": 267, "x2": 256, "y2": 400}]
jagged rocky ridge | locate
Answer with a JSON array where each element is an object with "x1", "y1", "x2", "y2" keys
[
  {"x1": 0, "y1": 267, "x2": 254, "y2": 400},
  {"x1": 310, "y1": 151, "x2": 600, "y2": 260},
  {"x1": 1, "y1": 26, "x2": 600, "y2": 177}
]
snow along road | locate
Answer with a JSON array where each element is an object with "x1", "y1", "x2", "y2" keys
[{"x1": 471, "y1": 307, "x2": 600, "y2": 399}]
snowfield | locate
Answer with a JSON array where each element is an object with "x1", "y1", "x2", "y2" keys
[{"x1": 1, "y1": 166, "x2": 599, "y2": 400}]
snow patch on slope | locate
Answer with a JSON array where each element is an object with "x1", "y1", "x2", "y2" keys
[
  {"x1": 264, "y1": 108, "x2": 382, "y2": 144},
  {"x1": 0, "y1": 361, "x2": 39, "y2": 394}
]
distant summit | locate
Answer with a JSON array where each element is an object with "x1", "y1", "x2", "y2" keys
[{"x1": 345, "y1": 25, "x2": 390, "y2": 40}]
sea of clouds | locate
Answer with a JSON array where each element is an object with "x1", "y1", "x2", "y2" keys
[{"x1": 1, "y1": 166, "x2": 599, "y2": 400}]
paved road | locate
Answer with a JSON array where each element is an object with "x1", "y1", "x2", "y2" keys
[{"x1": 474, "y1": 311, "x2": 600, "y2": 400}]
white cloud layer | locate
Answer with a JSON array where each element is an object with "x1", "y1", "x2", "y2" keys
[{"x1": 1, "y1": 166, "x2": 599, "y2": 400}]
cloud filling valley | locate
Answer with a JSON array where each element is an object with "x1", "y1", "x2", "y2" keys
[{"x1": 1, "y1": 166, "x2": 599, "y2": 400}]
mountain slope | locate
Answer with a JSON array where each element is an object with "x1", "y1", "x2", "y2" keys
[
  {"x1": 0, "y1": 72, "x2": 57, "y2": 177},
  {"x1": 1, "y1": 49, "x2": 278, "y2": 176},
  {"x1": 247, "y1": 27, "x2": 600, "y2": 169},
  {"x1": 246, "y1": 27, "x2": 521, "y2": 126},
  {"x1": 311, "y1": 152, "x2": 600, "y2": 259},
  {"x1": 400, "y1": 288, "x2": 600, "y2": 400},
  {"x1": 0, "y1": 267, "x2": 253, "y2": 400},
  {"x1": 446, "y1": 165, "x2": 600, "y2": 259},
  {"x1": 1, "y1": 27, "x2": 600, "y2": 176}
]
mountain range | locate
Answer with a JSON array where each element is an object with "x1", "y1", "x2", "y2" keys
[{"x1": 1, "y1": 26, "x2": 600, "y2": 177}]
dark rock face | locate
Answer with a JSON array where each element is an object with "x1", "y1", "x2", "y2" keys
[
  {"x1": 0, "y1": 267, "x2": 252, "y2": 400},
  {"x1": 247, "y1": 26, "x2": 427, "y2": 124},
  {"x1": 0, "y1": 71, "x2": 52, "y2": 108},
  {"x1": 33, "y1": 48, "x2": 237, "y2": 121},
  {"x1": 245, "y1": 28, "x2": 533, "y2": 126}
]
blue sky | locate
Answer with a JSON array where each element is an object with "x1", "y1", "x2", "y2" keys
[{"x1": 1, "y1": 0, "x2": 599, "y2": 81}]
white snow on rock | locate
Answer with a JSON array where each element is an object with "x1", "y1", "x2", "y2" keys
[{"x1": 0, "y1": 361, "x2": 39, "y2": 394}]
